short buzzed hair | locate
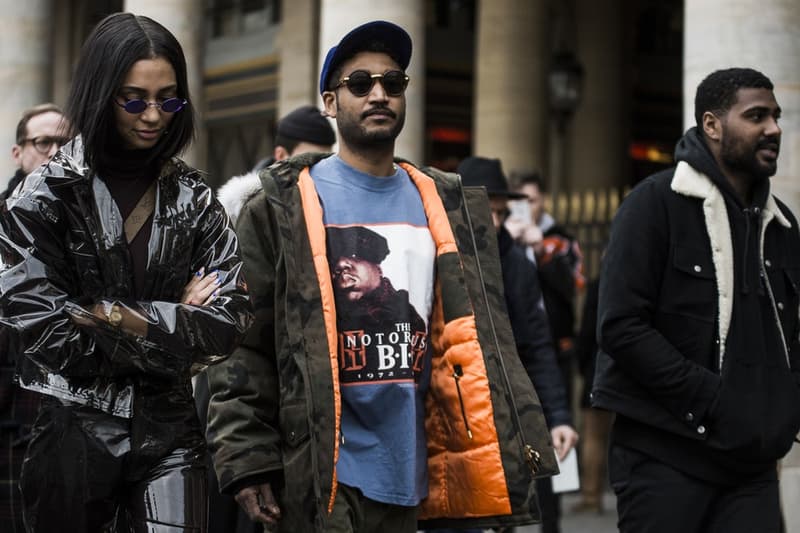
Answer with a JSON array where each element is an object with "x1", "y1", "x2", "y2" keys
[
  {"x1": 15, "y1": 103, "x2": 63, "y2": 144},
  {"x1": 510, "y1": 171, "x2": 546, "y2": 194},
  {"x1": 694, "y1": 68, "x2": 773, "y2": 128}
]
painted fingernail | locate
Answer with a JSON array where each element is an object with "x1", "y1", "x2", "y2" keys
[{"x1": 196, "y1": 267, "x2": 204, "y2": 277}]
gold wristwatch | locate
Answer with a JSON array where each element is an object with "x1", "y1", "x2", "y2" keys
[{"x1": 106, "y1": 304, "x2": 123, "y2": 327}]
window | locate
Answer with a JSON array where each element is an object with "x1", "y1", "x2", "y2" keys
[{"x1": 206, "y1": 0, "x2": 279, "y2": 38}]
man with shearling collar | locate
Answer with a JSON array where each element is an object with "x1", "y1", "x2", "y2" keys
[{"x1": 594, "y1": 67, "x2": 800, "y2": 532}]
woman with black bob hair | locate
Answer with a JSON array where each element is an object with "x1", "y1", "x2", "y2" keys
[
  {"x1": 67, "y1": 12, "x2": 194, "y2": 171},
  {"x1": 0, "y1": 12, "x2": 253, "y2": 532}
]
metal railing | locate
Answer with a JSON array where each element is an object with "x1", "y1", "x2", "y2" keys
[{"x1": 547, "y1": 186, "x2": 629, "y2": 281}]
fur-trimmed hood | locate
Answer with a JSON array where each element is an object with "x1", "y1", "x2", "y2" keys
[{"x1": 217, "y1": 171, "x2": 263, "y2": 226}]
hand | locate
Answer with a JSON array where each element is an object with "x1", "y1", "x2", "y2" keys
[
  {"x1": 551, "y1": 424, "x2": 579, "y2": 461},
  {"x1": 235, "y1": 483, "x2": 281, "y2": 525},
  {"x1": 182, "y1": 267, "x2": 219, "y2": 306},
  {"x1": 521, "y1": 225, "x2": 543, "y2": 248},
  {"x1": 504, "y1": 217, "x2": 526, "y2": 240}
]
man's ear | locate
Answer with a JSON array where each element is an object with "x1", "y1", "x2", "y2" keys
[
  {"x1": 273, "y1": 145, "x2": 290, "y2": 162},
  {"x1": 702, "y1": 111, "x2": 722, "y2": 142},
  {"x1": 322, "y1": 91, "x2": 337, "y2": 119},
  {"x1": 11, "y1": 144, "x2": 22, "y2": 167}
]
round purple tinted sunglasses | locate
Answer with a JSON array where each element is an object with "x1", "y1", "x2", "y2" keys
[{"x1": 115, "y1": 97, "x2": 187, "y2": 114}]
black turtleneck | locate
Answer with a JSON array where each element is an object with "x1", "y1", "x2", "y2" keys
[{"x1": 96, "y1": 141, "x2": 161, "y2": 298}]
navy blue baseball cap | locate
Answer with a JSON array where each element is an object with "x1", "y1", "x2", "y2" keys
[{"x1": 319, "y1": 20, "x2": 412, "y2": 95}]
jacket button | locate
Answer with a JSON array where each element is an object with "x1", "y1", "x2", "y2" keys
[
  {"x1": 778, "y1": 302, "x2": 785, "y2": 311},
  {"x1": 697, "y1": 425, "x2": 706, "y2": 435},
  {"x1": 685, "y1": 412, "x2": 694, "y2": 422},
  {"x1": 765, "y1": 259, "x2": 772, "y2": 268},
  {"x1": 693, "y1": 265, "x2": 702, "y2": 273}
]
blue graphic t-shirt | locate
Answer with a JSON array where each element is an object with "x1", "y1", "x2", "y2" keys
[{"x1": 310, "y1": 155, "x2": 436, "y2": 506}]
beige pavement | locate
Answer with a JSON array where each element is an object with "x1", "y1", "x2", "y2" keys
[{"x1": 518, "y1": 491, "x2": 617, "y2": 533}]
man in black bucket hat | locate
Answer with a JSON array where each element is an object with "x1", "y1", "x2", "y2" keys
[{"x1": 458, "y1": 156, "x2": 578, "y2": 533}]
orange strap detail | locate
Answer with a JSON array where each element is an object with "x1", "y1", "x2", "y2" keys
[{"x1": 296, "y1": 168, "x2": 341, "y2": 514}]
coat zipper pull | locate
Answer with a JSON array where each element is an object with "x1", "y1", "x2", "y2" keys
[
  {"x1": 524, "y1": 444, "x2": 542, "y2": 475},
  {"x1": 452, "y1": 364, "x2": 473, "y2": 439}
]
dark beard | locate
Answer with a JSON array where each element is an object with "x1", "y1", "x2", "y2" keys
[
  {"x1": 337, "y1": 105, "x2": 405, "y2": 150},
  {"x1": 720, "y1": 135, "x2": 779, "y2": 181}
]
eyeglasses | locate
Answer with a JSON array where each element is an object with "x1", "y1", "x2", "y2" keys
[
  {"x1": 335, "y1": 70, "x2": 409, "y2": 97},
  {"x1": 114, "y1": 97, "x2": 188, "y2": 114},
  {"x1": 20, "y1": 136, "x2": 70, "y2": 154}
]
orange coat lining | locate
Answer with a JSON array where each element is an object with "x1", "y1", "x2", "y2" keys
[
  {"x1": 297, "y1": 168, "x2": 340, "y2": 514},
  {"x1": 400, "y1": 163, "x2": 510, "y2": 517}
]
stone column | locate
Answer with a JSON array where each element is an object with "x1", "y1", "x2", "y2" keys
[
  {"x1": 124, "y1": 0, "x2": 206, "y2": 170},
  {"x1": 473, "y1": 0, "x2": 548, "y2": 176},
  {"x1": 0, "y1": 0, "x2": 53, "y2": 182},
  {"x1": 278, "y1": 0, "x2": 319, "y2": 116},
  {"x1": 685, "y1": 2, "x2": 800, "y2": 529},
  {"x1": 568, "y1": 0, "x2": 624, "y2": 191},
  {"x1": 318, "y1": 0, "x2": 425, "y2": 163}
]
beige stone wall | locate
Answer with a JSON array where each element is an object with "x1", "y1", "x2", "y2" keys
[
  {"x1": 568, "y1": 0, "x2": 624, "y2": 191},
  {"x1": 0, "y1": 0, "x2": 53, "y2": 182},
  {"x1": 277, "y1": 0, "x2": 319, "y2": 116},
  {"x1": 473, "y1": 0, "x2": 548, "y2": 176}
]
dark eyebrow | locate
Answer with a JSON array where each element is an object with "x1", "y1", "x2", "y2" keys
[
  {"x1": 118, "y1": 84, "x2": 178, "y2": 94},
  {"x1": 743, "y1": 105, "x2": 781, "y2": 117}
]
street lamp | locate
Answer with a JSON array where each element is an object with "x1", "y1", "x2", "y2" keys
[
  {"x1": 548, "y1": 51, "x2": 584, "y2": 203},
  {"x1": 549, "y1": 51, "x2": 584, "y2": 132}
]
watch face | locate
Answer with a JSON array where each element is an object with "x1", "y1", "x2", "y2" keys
[{"x1": 109, "y1": 309, "x2": 123, "y2": 326}]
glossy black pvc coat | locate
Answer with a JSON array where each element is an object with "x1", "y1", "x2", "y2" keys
[
  {"x1": 0, "y1": 136, "x2": 252, "y2": 530},
  {"x1": 0, "y1": 137, "x2": 253, "y2": 418}
]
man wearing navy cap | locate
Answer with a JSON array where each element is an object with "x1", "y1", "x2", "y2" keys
[{"x1": 208, "y1": 20, "x2": 556, "y2": 533}]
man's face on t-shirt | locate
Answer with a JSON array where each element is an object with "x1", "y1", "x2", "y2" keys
[{"x1": 332, "y1": 256, "x2": 382, "y2": 302}]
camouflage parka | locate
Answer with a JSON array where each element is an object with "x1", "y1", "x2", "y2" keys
[{"x1": 206, "y1": 153, "x2": 557, "y2": 531}]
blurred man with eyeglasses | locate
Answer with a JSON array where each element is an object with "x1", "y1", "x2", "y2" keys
[
  {"x1": 207, "y1": 19, "x2": 556, "y2": 533},
  {"x1": 5, "y1": 103, "x2": 68, "y2": 200},
  {"x1": 1, "y1": 103, "x2": 67, "y2": 531}
]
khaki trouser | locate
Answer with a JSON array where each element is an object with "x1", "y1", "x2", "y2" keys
[{"x1": 327, "y1": 483, "x2": 417, "y2": 533}]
